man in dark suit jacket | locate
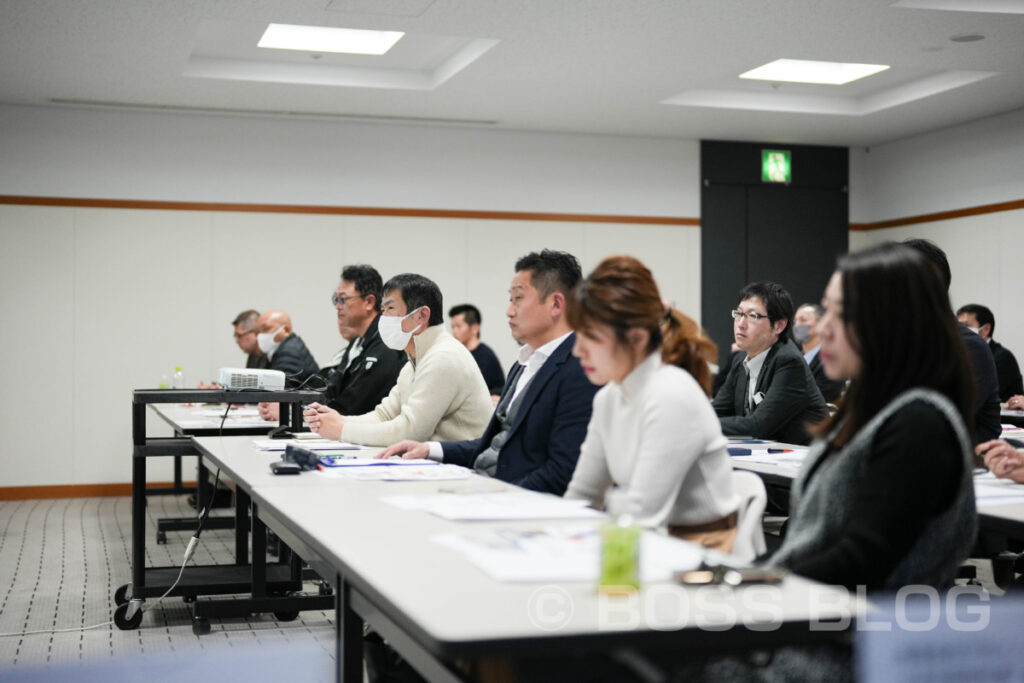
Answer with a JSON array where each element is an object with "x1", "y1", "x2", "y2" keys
[
  {"x1": 255, "y1": 309, "x2": 319, "y2": 387},
  {"x1": 712, "y1": 282, "x2": 828, "y2": 445},
  {"x1": 957, "y1": 303, "x2": 1024, "y2": 403},
  {"x1": 906, "y1": 240, "x2": 1000, "y2": 443},
  {"x1": 794, "y1": 303, "x2": 846, "y2": 403},
  {"x1": 379, "y1": 250, "x2": 598, "y2": 495}
]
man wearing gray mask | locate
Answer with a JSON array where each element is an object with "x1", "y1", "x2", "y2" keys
[{"x1": 794, "y1": 303, "x2": 845, "y2": 402}]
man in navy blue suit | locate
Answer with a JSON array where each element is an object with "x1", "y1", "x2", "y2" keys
[{"x1": 378, "y1": 249, "x2": 598, "y2": 495}]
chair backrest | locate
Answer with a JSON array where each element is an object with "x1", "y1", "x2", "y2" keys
[{"x1": 730, "y1": 469, "x2": 768, "y2": 562}]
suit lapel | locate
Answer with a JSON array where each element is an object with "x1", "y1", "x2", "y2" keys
[{"x1": 505, "y1": 334, "x2": 573, "y2": 437}]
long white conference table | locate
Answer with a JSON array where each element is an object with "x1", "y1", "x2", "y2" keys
[
  {"x1": 189, "y1": 434, "x2": 859, "y2": 682},
  {"x1": 727, "y1": 441, "x2": 1024, "y2": 540}
]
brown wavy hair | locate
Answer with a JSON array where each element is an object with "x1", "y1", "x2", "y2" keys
[{"x1": 567, "y1": 255, "x2": 718, "y2": 395}]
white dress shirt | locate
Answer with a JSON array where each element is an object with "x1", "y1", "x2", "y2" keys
[{"x1": 743, "y1": 348, "x2": 769, "y2": 411}]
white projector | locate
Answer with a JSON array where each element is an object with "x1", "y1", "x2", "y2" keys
[{"x1": 217, "y1": 367, "x2": 286, "y2": 391}]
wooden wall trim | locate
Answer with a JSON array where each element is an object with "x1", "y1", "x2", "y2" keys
[
  {"x1": 0, "y1": 195, "x2": 700, "y2": 226},
  {"x1": 0, "y1": 481, "x2": 197, "y2": 501},
  {"x1": 850, "y1": 198, "x2": 1024, "y2": 231}
]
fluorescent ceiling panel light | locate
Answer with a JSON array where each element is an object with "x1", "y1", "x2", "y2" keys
[
  {"x1": 892, "y1": 0, "x2": 1024, "y2": 14},
  {"x1": 258, "y1": 23, "x2": 404, "y2": 55},
  {"x1": 739, "y1": 59, "x2": 890, "y2": 85}
]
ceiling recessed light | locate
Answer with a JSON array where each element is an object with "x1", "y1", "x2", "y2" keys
[
  {"x1": 739, "y1": 58, "x2": 890, "y2": 85},
  {"x1": 258, "y1": 23, "x2": 404, "y2": 55}
]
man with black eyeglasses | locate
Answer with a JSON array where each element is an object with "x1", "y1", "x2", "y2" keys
[
  {"x1": 711, "y1": 281, "x2": 827, "y2": 445},
  {"x1": 257, "y1": 264, "x2": 405, "y2": 421}
]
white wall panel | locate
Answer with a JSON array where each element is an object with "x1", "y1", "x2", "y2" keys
[
  {"x1": 71, "y1": 208, "x2": 213, "y2": 484},
  {"x1": 849, "y1": 209, "x2": 1024, "y2": 369},
  {"x1": 0, "y1": 206, "x2": 75, "y2": 486},
  {"x1": 1, "y1": 205, "x2": 699, "y2": 488}
]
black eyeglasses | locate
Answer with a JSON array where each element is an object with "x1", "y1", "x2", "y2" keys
[
  {"x1": 731, "y1": 309, "x2": 770, "y2": 323},
  {"x1": 331, "y1": 292, "x2": 365, "y2": 307},
  {"x1": 233, "y1": 330, "x2": 256, "y2": 339}
]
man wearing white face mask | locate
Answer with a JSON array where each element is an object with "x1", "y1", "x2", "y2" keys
[
  {"x1": 255, "y1": 309, "x2": 319, "y2": 388},
  {"x1": 794, "y1": 303, "x2": 845, "y2": 403},
  {"x1": 304, "y1": 273, "x2": 492, "y2": 446}
]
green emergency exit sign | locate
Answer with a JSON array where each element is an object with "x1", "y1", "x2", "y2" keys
[{"x1": 762, "y1": 149, "x2": 791, "y2": 183}]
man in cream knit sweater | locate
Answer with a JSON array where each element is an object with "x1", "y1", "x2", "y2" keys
[{"x1": 305, "y1": 273, "x2": 493, "y2": 446}]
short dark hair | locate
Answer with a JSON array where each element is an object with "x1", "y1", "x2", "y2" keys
[
  {"x1": 797, "y1": 303, "x2": 824, "y2": 319},
  {"x1": 514, "y1": 250, "x2": 582, "y2": 300},
  {"x1": 956, "y1": 303, "x2": 996, "y2": 336},
  {"x1": 341, "y1": 264, "x2": 384, "y2": 313},
  {"x1": 449, "y1": 304, "x2": 481, "y2": 327},
  {"x1": 903, "y1": 238, "x2": 951, "y2": 290},
  {"x1": 232, "y1": 309, "x2": 259, "y2": 329},
  {"x1": 383, "y1": 273, "x2": 444, "y2": 326},
  {"x1": 737, "y1": 281, "x2": 794, "y2": 343}
]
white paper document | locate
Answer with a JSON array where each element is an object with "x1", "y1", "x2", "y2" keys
[
  {"x1": 317, "y1": 463, "x2": 471, "y2": 481},
  {"x1": 729, "y1": 449, "x2": 808, "y2": 469},
  {"x1": 973, "y1": 471, "x2": 1024, "y2": 508},
  {"x1": 380, "y1": 490, "x2": 603, "y2": 521},
  {"x1": 252, "y1": 438, "x2": 361, "y2": 451},
  {"x1": 432, "y1": 525, "x2": 704, "y2": 582}
]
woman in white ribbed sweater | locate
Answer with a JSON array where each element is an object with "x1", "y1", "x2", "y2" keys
[{"x1": 563, "y1": 255, "x2": 739, "y2": 552}]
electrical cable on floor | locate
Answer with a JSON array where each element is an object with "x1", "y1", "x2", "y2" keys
[{"x1": 0, "y1": 403, "x2": 235, "y2": 639}]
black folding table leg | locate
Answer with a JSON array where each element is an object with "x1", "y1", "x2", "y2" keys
[{"x1": 338, "y1": 577, "x2": 363, "y2": 682}]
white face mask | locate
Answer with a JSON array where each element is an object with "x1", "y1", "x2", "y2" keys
[
  {"x1": 967, "y1": 326, "x2": 981, "y2": 336},
  {"x1": 378, "y1": 309, "x2": 422, "y2": 351},
  {"x1": 257, "y1": 326, "x2": 284, "y2": 354}
]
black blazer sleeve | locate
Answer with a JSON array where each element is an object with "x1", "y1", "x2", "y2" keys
[
  {"x1": 711, "y1": 353, "x2": 744, "y2": 418},
  {"x1": 718, "y1": 343, "x2": 827, "y2": 444},
  {"x1": 961, "y1": 325, "x2": 1000, "y2": 443}
]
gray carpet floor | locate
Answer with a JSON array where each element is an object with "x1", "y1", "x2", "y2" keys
[{"x1": 0, "y1": 495, "x2": 336, "y2": 679}]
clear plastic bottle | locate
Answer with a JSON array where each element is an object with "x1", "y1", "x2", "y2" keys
[
  {"x1": 599, "y1": 514, "x2": 640, "y2": 594},
  {"x1": 172, "y1": 366, "x2": 185, "y2": 389}
]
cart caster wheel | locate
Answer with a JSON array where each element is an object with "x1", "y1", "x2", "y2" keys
[
  {"x1": 318, "y1": 583, "x2": 333, "y2": 597},
  {"x1": 182, "y1": 594, "x2": 197, "y2": 604},
  {"x1": 192, "y1": 617, "x2": 211, "y2": 636},
  {"x1": 274, "y1": 611, "x2": 299, "y2": 622},
  {"x1": 114, "y1": 584, "x2": 131, "y2": 606},
  {"x1": 156, "y1": 530, "x2": 167, "y2": 545},
  {"x1": 114, "y1": 602, "x2": 144, "y2": 630}
]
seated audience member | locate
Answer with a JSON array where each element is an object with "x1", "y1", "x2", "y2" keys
[
  {"x1": 769, "y1": 242, "x2": 976, "y2": 591},
  {"x1": 712, "y1": 282, "x2": 827, "y2": 445},
  {"x1": 693, "y1": 244, "x2": 978, "y2": 683},
  {"x1": 379, "y1": 250, "x2": 598, "y2": 495},
  {"x1": 449, "y1": 303, "x2": 505, "y2": 397},
  {"x1": 256, "y1": 309, "x2": 319, "y2": 387},
  {"x1": 562, "y1": 256, "x2": 739, "y2": 552},
  {"x1": 258, "y1": 265, "x2": 405, "y2": 422},
  {"x1": 305, "y1": 273, "x2": 492, "y2": 445},
  {"x1": 794, "y1": 303, "x2": 846, "y2": 403},
  {"x1": 710, "y1": 343, "x2": 742, "y2": 397},
  {"x1": 977, "y1": 439, "x2": 1024, "y2": 483},
  {"x1": 904, "y1": 238, "x2": 1000, "y2": 443},
  {"x1": 957, "y1": 303, "x2": 1023, "y2": 402},
  {"x1": 233, "y1": 309, "x2": 267, "y2": 369}
]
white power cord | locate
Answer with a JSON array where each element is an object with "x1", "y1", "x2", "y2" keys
[{"x1": 0, "y1": 536, "x2": 199, "y2": 638}]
